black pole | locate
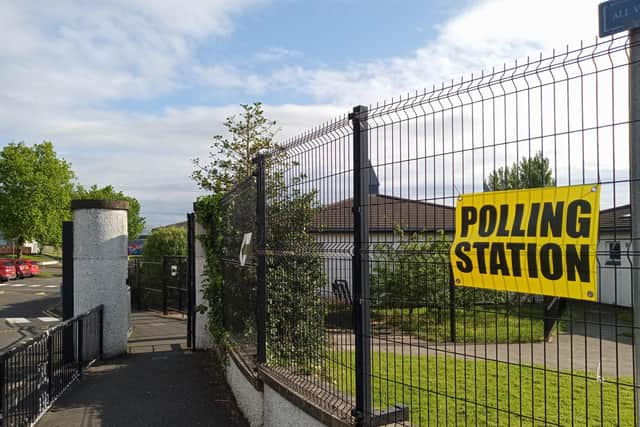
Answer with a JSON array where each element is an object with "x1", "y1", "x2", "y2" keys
[
  {"x1": 0, "y1": 355, "x2": 4, "y2": 426},
  {"x1": 449, "y1": 265, "x2": 456, "y2": 343},
  {"x1": 62, "y1": 221, "x2": 74, "y2": 363},
  {"x1": 186, "y1": 212, "x2": 195, "y2": 348},
  {"x1": 350, "y1": 105, "x2": 371, "y2": 426},
  {"x1": 77, "y1": 317, "x2": 84, "y2": 374},
  {"x1": 254, "y1": 154, "x2": 267, "y2": 365}
]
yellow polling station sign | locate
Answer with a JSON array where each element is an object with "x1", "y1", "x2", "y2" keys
[{"x1": 450, "y1": 184, "x2": 600, "y2": 302}]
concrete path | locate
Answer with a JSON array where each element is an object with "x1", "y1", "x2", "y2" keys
[
  {"x1": 331, "y1": 305, "x2": 635, "y2": 378},
  {"x1": 37, "y1": 311, "x2": 248, "y2": 427}
]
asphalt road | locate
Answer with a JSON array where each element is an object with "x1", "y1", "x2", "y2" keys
[{"x1": 0, "y1": 271, "x2": 62, "y2": 352}]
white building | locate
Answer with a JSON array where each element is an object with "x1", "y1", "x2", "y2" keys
[
  {"x1": 597, "y1": 205, "x2": 632, "y2": 307},
  {"x1": 0, "y1": 233, "x2": 41, "y2": 255},
  {"x1": 312, "y1": 172, "x2": 455, "y2": 296}
]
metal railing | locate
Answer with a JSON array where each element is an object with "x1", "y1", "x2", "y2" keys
[{"x1": 0, "y1": 305, "x2": 103, "y2": 427}]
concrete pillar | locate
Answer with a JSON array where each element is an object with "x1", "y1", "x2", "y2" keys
[
  {"x1": 194, "y1": 220, "x2": 211, "y2": 350},
  {"x1": 72, "y1": 199, "x2": 129, "y2": 358}
]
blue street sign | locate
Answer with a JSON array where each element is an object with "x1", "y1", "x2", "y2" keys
[{"x1": 600, "y1": 0, "x2": 640, "y2": 37}]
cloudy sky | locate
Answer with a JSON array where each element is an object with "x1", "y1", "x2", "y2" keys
[{"x1": 1, "y1": 0, "x2": 604, "y2": 229}]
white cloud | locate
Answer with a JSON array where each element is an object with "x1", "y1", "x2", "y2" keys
[
  {"x1": 197, "y1": 0, "x2": 602, "y2": 107},
  {"x1": 0, "y1": 0, "x2": 613, "y2": 226}
]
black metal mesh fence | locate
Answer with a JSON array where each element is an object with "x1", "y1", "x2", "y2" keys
[
  {"x1": 218, "y1": 33, "x2": 640, "y2": 426},
  {"x1": 220, "y1": 177, "x2": 258, "y2": 354}
]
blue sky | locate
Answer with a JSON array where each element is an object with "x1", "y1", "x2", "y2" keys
[{"x1": 0, "y1": 0, "x2": 603, "y2": 229}]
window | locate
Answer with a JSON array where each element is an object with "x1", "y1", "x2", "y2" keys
[{"x1": 606, "y1": 241, "x2": 621, "y2": 266}]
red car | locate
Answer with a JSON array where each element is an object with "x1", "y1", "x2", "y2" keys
[
  {"x1": 0, "y1": 259, "x2": 17, "y2": 282},
  {"x1": 12, "y1": 259, "x2": 32, "y2": 278},
  {"x1": 24, "y1": 260, "x2": 40, "y2": 277}
]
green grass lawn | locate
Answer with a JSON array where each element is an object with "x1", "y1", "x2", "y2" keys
[
  {"x1": 328, "y1": 351, "x2": 634, "y2": 426},
  {"x1": 370, "y1": 305, "x2": 546, "y2": 343}
]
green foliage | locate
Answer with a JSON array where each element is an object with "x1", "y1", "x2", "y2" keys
[
  {"x1": 73, "y1": 184, "x2": 146, "y2": 239},
  {"x1": 484, "y1": 151, "x2": 555, "y2": 191},
  {"x1": 192, "y1": 102, "x2": 278, "y2": 193},
  {"x1": 193, "y1": 103, "x2": 326, "y2": 370},
  {"x1": 218, "y1": 180, "x2": 257, "y2": 346},
  {"x1": 194, "y1": 193, "x2": 227, "y2": 352},
  {"x1": 266, "y1": 177, "x2": 326, "y2": 371},
  {"x1": 371, "y1": 229, "x2": 451, "y2": 313},
  {"x1": 142, "y1": 227, "x2": 187, "y2": 261},
  {"x1": 0, "y1": 141, "x2": 75, "y2": 252}
]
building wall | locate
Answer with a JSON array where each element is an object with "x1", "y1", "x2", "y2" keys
[
  {"x1": 314, "y1": 231, "x2": 454, "y2": 299},
  {"x1": 597, "y1": 232, "x2": 632, "y2": 307}
]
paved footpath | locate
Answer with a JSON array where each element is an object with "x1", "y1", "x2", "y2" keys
[{"x1": 37, "y1": 311, "x2": 248, "y2": 427}]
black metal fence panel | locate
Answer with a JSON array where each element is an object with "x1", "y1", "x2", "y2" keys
[
  {"x1": 262, "y1": 118, "x2": 358, "y2": 422},
  {"x1": 219, "y1": 177, "x2": 258, "y2": 355},
  {"x1": 0, "y1": 306, "x2": 103, "y2": 427},
  {"x1": 217, "y1": 33, "x2": 639, "y2": 426},
  {"x1": 129, "y1": 257, "x2": 188, "y2": 315}
]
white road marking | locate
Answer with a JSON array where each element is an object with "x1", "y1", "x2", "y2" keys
[
  {"x1": 0, "y1": 284, "x2": 7, "y2": 287},
  {"x1": 29, "y1": 285, "x2": 42, "y2": 288},
  {"x1": 10, "y1": 284, "x2": 25, "y2": 287},
  {"x1": 5, "y1": 318, "x2": 30, "y2": 325},
  {"x1": 36, "y1": 292, "x2": 47, "y2": 296},
  {"x1": 37, "y1": 317, "x2": 59, "y2": 323},
  {"x1": 44, "y1": 285, "x2": 57, "y2": 288}
]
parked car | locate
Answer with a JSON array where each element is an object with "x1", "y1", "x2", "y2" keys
[
  {"x1": 11, "y1": 259, "x2": 32, "y2": 278},
  {"x1": 0, "y1": 259, "x2": 17, "y2": 281},
  {"x1": 24, "y1": 259, "x2": 40, "y2": 276}
]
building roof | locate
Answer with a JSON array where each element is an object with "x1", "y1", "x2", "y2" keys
[
  {"x1": 312, "y1": 194, "x2": 455, "y2": 233},
  {"x1": 599, "y1": 204, "x2": 631, "y2": 233}
]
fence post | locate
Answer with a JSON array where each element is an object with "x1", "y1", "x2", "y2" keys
[
  {"x1": 77, "y1": 317, "x2": 84, "y2": 374},
  {"x1": 0, "y1": 355, "x2": 5, "y2": 427},
  {"x1": 162, "y1": 257, "x2": 168, "y2": 315},
  {"x1": 99, "y1": 306, "x2": 104, "y2": 357},
  {"x1": 449, "y1": 265, "x2": 456, "y2": 343},
  {"x1": 47, "y1": 332, "x2": 53, "y2": 403},
  {"x1": 254, "y1": 154, "x2": 267, "y2": 365},
  {"x1": 135, "y1": 259, "x2": 141, "y2": 310},
  {"x1": 629, "y1": 28, "x2": 640, "y2": 425},
  {"x1": 62, "y1": 221, "x2": 74, "y2": 364},
  {"x1": 350, "y1": 105, "x2": 372, "y2": 426}
]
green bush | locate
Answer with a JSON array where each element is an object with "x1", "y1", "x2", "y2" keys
[
  {"x1": 371, "y1": 228, "x2": 506, "y2": 313},
  {"x1": 143, "y1": 227, "x2": 186, "y2": 261}
]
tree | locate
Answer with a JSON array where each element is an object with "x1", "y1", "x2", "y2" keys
[
  {"x1": 142, "y1": 227, "x2": 187, "y2": 261},
  {"x1": 193, "y1": 103, "x2": 325, "y2": 370},
  {"x1": 484, "y1": 151, "x2": 555, "y2": 191},
  {"x1": 73, "y1": 184, "x2": 145, "y2": 239},
  {"x1": 192, "y1": 102, "x2": 278, "y2": 192},
  {"x1": 0, "y1": 142, "x2": 75, "y2": 256}
]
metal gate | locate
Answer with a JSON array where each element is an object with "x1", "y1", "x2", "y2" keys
[{"x1": 129, "y1": 256, "x2": 188, "y2": 315}]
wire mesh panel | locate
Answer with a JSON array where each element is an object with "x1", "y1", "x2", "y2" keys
[
  {"x1": 220, "y1": 177, "x2": 258, "y2": 357},
  {"x1": 358, "y1": 34, "x2": 636, "y2": 426},
  {"x1": 263, "y1": 119, "x2": 357, "y2": 422},
  {"x1": 213, "y1": 33, "x2": 640, "y2": 426}
]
